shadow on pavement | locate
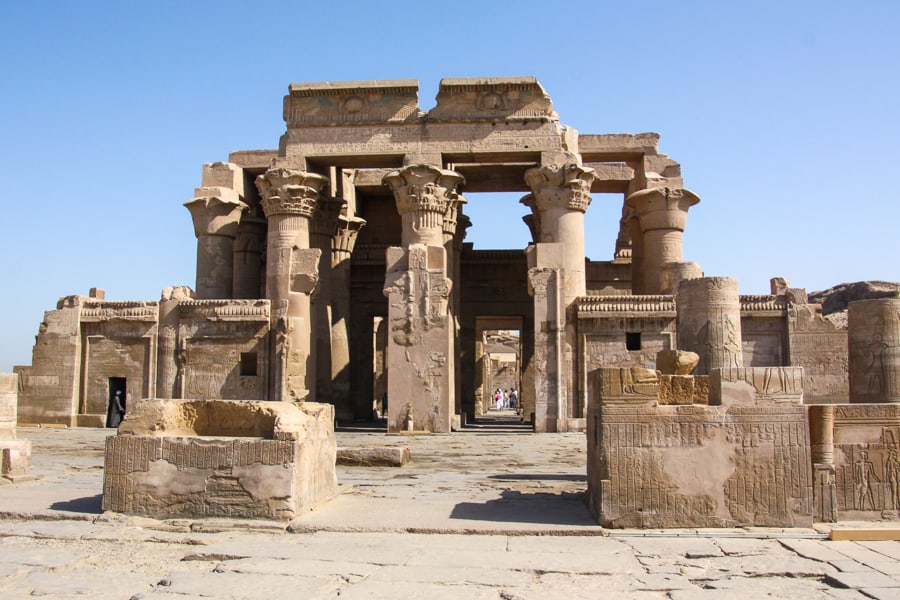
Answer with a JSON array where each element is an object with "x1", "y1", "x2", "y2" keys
[
  {"x1": 50, "y1": 494, "x2": 103, "y2": 514},
  {"x1": 450, "y1": 490, "x2": 595, "y2": 526}
]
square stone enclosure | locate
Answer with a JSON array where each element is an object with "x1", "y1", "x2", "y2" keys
[{"x1": 102, "y1": 399, "x2": 337, "y2": 520}]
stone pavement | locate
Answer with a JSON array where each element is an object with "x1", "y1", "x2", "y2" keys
[{"x1": 0, "y1": 417, "x2": 899, "y2": 598}]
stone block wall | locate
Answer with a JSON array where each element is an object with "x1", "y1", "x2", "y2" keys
[
  {"x1": 587, "y1": 367, "x2": 813, "y2": 528},
  {"x1": 0, "y1": 373, "x2": 31, "y2": 481}
]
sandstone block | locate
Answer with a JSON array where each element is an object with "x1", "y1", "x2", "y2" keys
[
  {"x1": 103, "y1": 399, "x2": 337, "y2": 520},
  {"x1": 336, "y1": 447, "x2": 410, "y2": 467},
  {"x1": 656, "y1": 350, "x2": 699, "y2": 375}
]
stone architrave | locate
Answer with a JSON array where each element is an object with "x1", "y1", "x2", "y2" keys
[
  {"x1": 848, "y1": 298, "x2": 900, "y2": 403},
  {"x1": 184, "y1": 188, "x2": 248, "y2": 300},
  {"x1": 257, "y1": 168, "x2": 329, "y2": 402},
  {"x1": 677, "y1": 277, "x2": 743, "y2": 376},
  {"x1": 625, "y1": 187, "x2": 699, "y2": 295},
  {"x1": 523, "y1": 159, "x2": 595, "y2": 304},
  {"x1": 0, "y1": 373, "x2": 31, "y2": 482},
  {"x1": 526, "y1": 243, "x2": 566, "y2": 432},
  {"x1": 382, "y1": 164, "x2": 463, "y2": 433}
]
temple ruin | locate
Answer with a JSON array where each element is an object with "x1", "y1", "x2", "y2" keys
[{"x1": 11, "y1": 77, "x2": 900, "y2": 526}]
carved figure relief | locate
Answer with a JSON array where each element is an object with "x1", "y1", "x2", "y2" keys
[{"x1": 854, "y1": 450, "x2": 879, "y2": 510}]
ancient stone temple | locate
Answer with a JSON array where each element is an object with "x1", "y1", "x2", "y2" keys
[
  {"x1": 14, "y1": 77, "x2": 856, "y2": 433},
  {"x1": 13, "y1": 76, "x2": 900, "y2": 526}
]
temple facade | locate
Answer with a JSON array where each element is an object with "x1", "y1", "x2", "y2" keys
[{"x1": 12, "y1": 77, "x2": 866, "y2": 437}]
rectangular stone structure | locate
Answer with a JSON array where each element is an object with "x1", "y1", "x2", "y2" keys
[
  {"x1": 0, "y1": 373, "x2": 31, "y2": 482},
  {"x1": 102, "y1": 399, "x2": 337, "y2": 520},
  {"x1": 832, "y1": 404, "x2": 900, "y2": 519},
  {"x1": 587, "y1": 367, "x2": 813, "y2": 528}
]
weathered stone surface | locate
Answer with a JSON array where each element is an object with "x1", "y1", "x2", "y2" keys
[
  {"x1": 587, "y1": 367, "x2": 813, "y2": 528},
  {"x1": 336, "y1": 446, "x2": 410, "y2": 467},
  {"x1": 103, "y1": 399, "x2": 337, "y2": 519},
  {"x1": 656, "y1": 349, "x2": 699, "y2": 375},
  {"x1": 849, "y1": 298, "x2": 900, "y2": 403},
  {"x1": 0, "y1": 373, "x2": 30, "y2": 481}
]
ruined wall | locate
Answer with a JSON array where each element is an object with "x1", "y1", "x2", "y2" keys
[
  {"x1": 587, "y1": 366, "x2": 812, "y2": 528},
  {"x1": 787, "y1": 293, "x2": 849, "y2": 404},
  {"x1": 832, "y1": 404, "x2": 900, "y2": 519},
  {"x1": 175, "y1": 300, "x2": 270, "y2": 401}
]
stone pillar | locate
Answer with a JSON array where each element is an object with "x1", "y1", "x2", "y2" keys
[
  {"x1": 659, "y1": 261, "x2": 703, "y2": 295},
  {"x1": 526, "y1": 244, "x2": 566, "y2": 432},
  {"x1": 676, "y1": 277, "x2": 743, "y2": 376},
  {"x1": 809, "y1": 404, "x2": 837, "y2": 522},
  {"x1": 156, "y1": 286, "x2": 194, "y2": 399},
  {"x1": 184, "y1": 188, "x2": 248, "y2": 299},
  {"x1": 624, "y1": 207, "x2": 644, "y2": 294},
  {"x1": 625, "y1": 187, "x2": 699, "y2": 295},
  {"x1": 0, "y1": 373, "x2": 31, "y2": 481},
  {"x1": 523, "y1": 161, "x2": 595, "y2": 304},
  {"x1": 382, "y1": 164, "x2": 463, "y2": 433},
  {"x1": 233, "y1": 217, "x2": 267, "y2": 299},
  {"x1": 330, "y1": 215, "x2": 365, "y2": 421},
  {"x1": 849, "y1": 298, "x2": 900, "y2": 403},
  {"x1": 310, "y1": 196, "x2": 345, "y2": 408},
  {"x1": 443, "y1": 195, "x2": 466, "y2": 418},
  {"x1": 474, "y1": 332, "x2": 486, "y2": 416},
  {"x1": 257, "y1": 168, "x2": 328, "y2": 402}
]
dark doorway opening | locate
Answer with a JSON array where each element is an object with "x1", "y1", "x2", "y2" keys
[{"x1": 106, "y1": 377, "x2": 126, "y2": 428}]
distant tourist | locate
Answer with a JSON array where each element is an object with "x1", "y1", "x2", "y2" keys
[{"x1": 107, "y1": 390, "x2": 125, "y2": 428}]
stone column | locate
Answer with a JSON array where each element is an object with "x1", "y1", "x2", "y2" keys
[
  {"x1": 523, "y1": 161, "x2": 595, "y2": 304},
  {"x1": 526, "y1": 247, "x2": 566, "y2": 432},
  {"x1": 659, "y1": 261, "x2": 703, "y2": 295},
  {"x1": 382, "y1": 164, "x2": 463, "y2": 433},
  {"x1": 310, "y1": 196, "x2": 345, "y2": 410},
  {"x1": 808, "y1": 404, "x2": 837, "y2": 521},
  {"x1": 849, "y1": 298, "x2": 900, "y2": 403},
  {"x1": 184, "y1": 188, "x2": 248, "y2": 300},
  {"x1": 676, "y1": 277, "x2": 743, "y2": 376},
  {"x1": 330, "y1": 215, "x2": 365, "y2": 421},
  {"x1": 156, "y1": 285, "x2": 194, "y2": 399},
  {"x1": 443, "y1": 195, "x2": 466, "y2": 418},
  {"x1": 233, "y1": 217, "x2": 267, "y2": 299},
  {"x1": 625, "y1": 187, "x2": 699, "y2": 295},
  {"x1": 257, "y1": 168, "x2": 328, "y2": 402}
]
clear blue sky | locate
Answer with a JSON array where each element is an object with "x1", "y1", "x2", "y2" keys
[{"x1": 1, "y1": 1, "x2": 898, "y2": 371}]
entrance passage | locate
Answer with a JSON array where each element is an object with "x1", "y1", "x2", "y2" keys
[{"x1": 106, "y1": 377, "x2": 126, "y2": 428}]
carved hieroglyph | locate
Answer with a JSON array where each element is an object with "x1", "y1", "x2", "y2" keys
[
  {"x1": 587, "y1": 368, "x2": 813, "y2": 528},
  {"x1": 849, "y1": 298, "x2": 900, "y2": 403}
]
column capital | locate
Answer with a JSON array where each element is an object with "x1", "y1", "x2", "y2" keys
[
  {"x1": 442, "y1": 193, "x2": 467, "y2": 238},
  {"x1": 184, "y1": 187, "x2": 248, "y2": 238},
  {"x1": 332, "y1": 216, "x2": 367, "y2": 265},
  {"x1": 310, "y1": 196, "x2": 347, "y2": 241},
  {"x1": 256, "y1": 168, "x2": 329, "y2": 219},
  {"x1": 383, "y1": 164, "x2": 465, "y2": 247},
  {"x1": 524, "y1": 161, "x2": 595, "y2": 213},
  {"x1": 383, "y1": 164, "x2": 465, "y2": 217},
  {"x1": 625, "y1": 186, "x2": 699, "y2": 232}
]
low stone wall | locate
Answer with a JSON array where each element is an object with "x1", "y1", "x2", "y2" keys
[
  {"x1": 587, "y1": 367, "x2": 812, "y2": 528},
  {"x1": 102, "y1": 399, "x2": 337, "y2": 520}
]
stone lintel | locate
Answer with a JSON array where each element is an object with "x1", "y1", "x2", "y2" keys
[
  {"x1": 285, "y1": 80, "x2": 420, "y2": 128},
  {"x1": 428, "y1": 76, "x2": 555, "y2": 123},
  {"x1": 578, "y1": 133, "x2": 660, "y2": 160},
  {"x1": 228, "y1": 150, "x2": 279, "y2": 170}
]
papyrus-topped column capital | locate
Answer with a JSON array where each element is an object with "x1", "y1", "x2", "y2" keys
[
  {"x1": 184, "y1": 187, "x2": 248, "y2": 238},
  {"x1": 256, "y1": 168, "x2": 329, "y2": 218},
  {"x1": 383, "y1": 164, "x2": 465, "y2": 247},
  {"x1": 524, "y1": 161, "x2": 595, "y2": 213},
  {"x1": 383, "y1": 164, "x2": 465, "y2": 216},
  {"x1": 625, "y1": 186, "x2": 699, "y2": 232}
]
